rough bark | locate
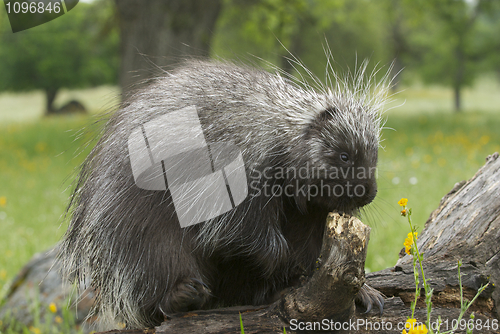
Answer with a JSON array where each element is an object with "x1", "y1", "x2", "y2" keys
[{"x1": 114, "y1": 0, "x2": 222, "y2": 93}]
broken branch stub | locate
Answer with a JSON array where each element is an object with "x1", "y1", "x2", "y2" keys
[{"x1": 280, "y1": 213, "x2": 371, "y2": 324}]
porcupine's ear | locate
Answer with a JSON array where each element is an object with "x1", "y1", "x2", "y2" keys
[
  {"x1": 318, "y1": 106, "x2": 339, "y2": 122},
  {"x1": 303, "y1": 106, "x2": 339, "y2": 140}
]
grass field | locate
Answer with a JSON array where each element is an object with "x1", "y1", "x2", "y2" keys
[
  {"x1": 0, "y1": 78, "x2": 499, "y2": 310},
  {"x1": 365, "y1": 110, "x2": 500, "y2": 271}
]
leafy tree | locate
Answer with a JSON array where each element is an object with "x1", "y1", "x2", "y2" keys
[
  {"x1": 474, "y1": 1, "x2": 500, "y2": 76},
  {"x1": 378, "y1": 0, "x2": 426, "y2": 89},
  {"x1": 0, "y1": 0, "x2": 119, "y2": 114},
  {"x1": 410, "y1": 0, "x2": 500, "y2": 112},
  {"x1": 212, "y1": 0, "x2": 391, "y2": 82}
]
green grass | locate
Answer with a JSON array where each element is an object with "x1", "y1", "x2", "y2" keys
[
  {"x1": 1, "y1": 78, "x2": 500, "y2": 319},
  {"x1": 0, "y1": 297, "x2": 85, "y2": 334},
  {"x1": 0, "y1": 116, "x2": 104, "y2": 295},
  {"x1": 365, "y1": 110, "x2": 500, "y2": 272},
  {"x1": 0, "y1": 86, "x2": 118, "y2": 299},
  {"x1": 361, "y1": 75, "x2": 500, "y2": 271}
]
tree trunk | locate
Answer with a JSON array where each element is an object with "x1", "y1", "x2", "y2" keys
[
  {"x1": 390, "y1": 57, "x2": 404, "y2": 92},
  {"x1": 454, "y1": 39, "x2": 466, "y2": 113},
  {"x1": 280, "y1": 33, "x2": 303, "y2": 76},
  {"x1": 114, "y1": 0, "x2": 222, "y2": 94},
  {"x1": 388, "y1": 0, "x2": 407, "y2": 91},
  {"x1": 454, "y1": 84, "x2": 461, "y2": 112},
  {"x1": 44, "y1": 88, "x2": 58, "y2": 115}
]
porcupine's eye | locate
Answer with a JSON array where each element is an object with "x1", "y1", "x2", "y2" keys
[{"x1": 340, "y1": 152, "x2": 350, "y2": 163}]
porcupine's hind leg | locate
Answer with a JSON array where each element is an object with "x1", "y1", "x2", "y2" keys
[
  {"x1": 133, "y1": 217, "x2": 212, "y2": 321},
  {"x1": 115, "y1": 223, "x2": 212, "y2": 327}
]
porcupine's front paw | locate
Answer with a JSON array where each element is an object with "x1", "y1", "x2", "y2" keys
[
  {"x1": 355, "y1": 283, "x2": 385, "y2": 314},
  {"x1": 167, "y1": 278, "x2": 211, "y2": 313}
]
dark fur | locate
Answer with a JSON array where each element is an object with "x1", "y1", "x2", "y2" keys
[{"x1": 60, "y1": 61, "x2": 385, "y2": 329}]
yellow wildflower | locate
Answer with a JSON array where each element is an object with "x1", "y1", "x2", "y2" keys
[
  {"x1": 35, "y1": 142, "x2": 47, "y2": 153},
  {"x1": 402, "y1": 318, "x2": 428, "y2": 334},
  {"x1": 49, "y1": 302, "x2": 57, "y2": 313},
  {"x1": 401, "y1": 209, "x2": 407, "y2": 217},
  {"x1": 404, "y1": 232, "x2": 417, "y2": 255},
  {"x1": 55, "y1": 316, "x2": 63, "y2": 324},
  {"x1": 479, "y1": 135, "x2": 490, "y2": 146},
  {"x1": 398, "y1": 198, "x2": 408, "y2": 207},
  {"x1": 403, "y1": 318, "x2": 417, "y2": 330},
  {"x1": 29, "y1": 326, "x2": 42, "y2": 334},
  {"x1": 0, "y1": 196, "x2": 6, "y2": 207}
]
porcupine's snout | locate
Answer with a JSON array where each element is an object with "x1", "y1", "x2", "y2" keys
[
  {"x1": 348, "y1": 178, "x2": 377, "y2": 209},
  {"x1": 322, "y1": 162, "x2": 378, "y2": 214}
]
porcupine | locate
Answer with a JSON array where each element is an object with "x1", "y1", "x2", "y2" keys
[{"x1": 60, "y1": 59, "x2": 389, "y2": 329}]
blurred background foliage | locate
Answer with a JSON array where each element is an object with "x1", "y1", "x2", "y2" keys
[
  {"x1": 1, "y1": 0, "x2": 499, "y2": 112},
  {"x1": 0, "y1": 1, "x2": 119, "y2": 114},
  {"x1": 0, "y1": 0, "x2": 500, "y2": 324}
]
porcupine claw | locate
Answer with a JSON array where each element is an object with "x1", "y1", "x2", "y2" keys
[
  {"x1": 355, "y1": 283, "x2": 385, "y2": 315},
  {"x1": 166, "y1": 278, "x2": 212, "y2": 313}
]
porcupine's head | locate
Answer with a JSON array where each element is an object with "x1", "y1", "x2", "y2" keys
[{"x1": 295, "y1": 61, "x2": 389, "y2": 215}]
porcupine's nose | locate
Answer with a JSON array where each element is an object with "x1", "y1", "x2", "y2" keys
[{"x1": 351, "y1": 181, "x2": 377, "y2": 208}]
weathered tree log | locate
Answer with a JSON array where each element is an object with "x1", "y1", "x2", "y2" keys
[
  {"x1": 0, "y1": 246, "x2": 96, "y2": 333},
  {"x1": 280, "y1": 213, "x2": 370, "y2": 324}
]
